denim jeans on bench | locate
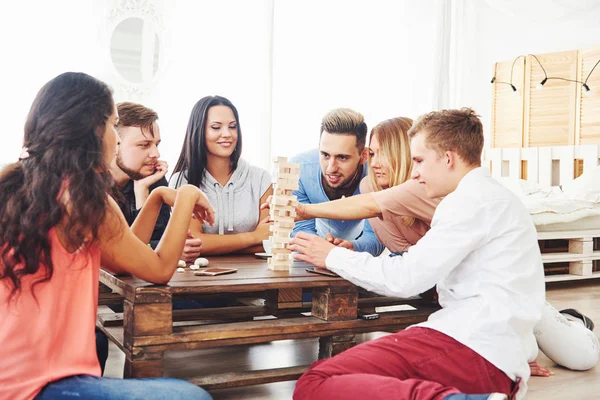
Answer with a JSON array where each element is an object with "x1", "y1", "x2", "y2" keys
[{"x1": 35, "y1": 375, "x2": 212, "y2": 400}]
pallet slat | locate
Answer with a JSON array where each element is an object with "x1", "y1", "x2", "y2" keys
[
  {"x1": 545, "y1": 271, "x2": 600, "y2": 283},
  {"x1": 538, "y1": 230, "x2": 600, "y2": 282},
  {"x1": 541, "y1": 250, "x2": 600, "y2": 264},
  {"x1": 190, "y1": 366, "x2": 308, "y2": 390}
]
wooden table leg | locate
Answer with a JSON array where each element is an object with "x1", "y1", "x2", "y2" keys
[
  {"x1": 312, "y1": 286, "x2": 358, "y2": 358},
  {"x1": 123, "y1": 291, "x2": 172, "y2": 378},
  {"x1": 266, "y1": 288, "x2": 303, "y2": 310},
  {"x1": 318, "y1": 334, "x2": 356, "y2": 358},
  {"x1": 125, "y1": 349, "x2": 165, "y2": 378}
]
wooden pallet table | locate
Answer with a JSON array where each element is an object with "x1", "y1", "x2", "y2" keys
[{"x1": 97, "y1": 255, "x2": 438, "y2": 390}]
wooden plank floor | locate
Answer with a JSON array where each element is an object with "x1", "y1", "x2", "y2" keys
[{"x1": 103, "y1": 281, "x2": 600, "y2": 399}]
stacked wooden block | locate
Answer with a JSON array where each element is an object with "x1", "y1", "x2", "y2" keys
[{"x1": 268, "y1": 157, "x2": 301, "y2": 271}]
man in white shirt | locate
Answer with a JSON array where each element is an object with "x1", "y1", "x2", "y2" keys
[{"x1": 290, "y1": 108, "x2": 545, "y2": 400}]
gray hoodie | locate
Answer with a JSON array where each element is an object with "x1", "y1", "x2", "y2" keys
[{"x1": 169, "y1": 158, "x2": 271, "y2": 235}]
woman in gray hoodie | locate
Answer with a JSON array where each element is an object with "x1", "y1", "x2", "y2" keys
[{"x1": 170, "y1": 96, "x2": 273, "y2": 255}]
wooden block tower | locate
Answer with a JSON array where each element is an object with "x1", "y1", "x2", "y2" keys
[{"x1": 268, "y1": 157, "x2": 301, "y2": 271}]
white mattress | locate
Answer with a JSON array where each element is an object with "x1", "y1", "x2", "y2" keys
[
  {"x1": 495, "y1": 175, "x2": 600, "y2": 233},
  {"x1": 535, "y1": 214, "x2": 600, "y2": 232},
  {"x1": 525, "y1": 196, "x2": 600, "y2": 232}
]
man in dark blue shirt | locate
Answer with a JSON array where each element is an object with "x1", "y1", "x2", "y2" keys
[
  {"x1": 110, "y1": 102, "x2": 202, "y2": 256},
  {"x1": 98, "y1": 103, "x2": 201, "y2": 375},
  {"x1": 118, "y1": 176, "x2": 171, "y2": 248}
]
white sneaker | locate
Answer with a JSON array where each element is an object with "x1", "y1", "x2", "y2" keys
[{"x1": 444, "y1": 392, "x2": 509, "y2": 400}]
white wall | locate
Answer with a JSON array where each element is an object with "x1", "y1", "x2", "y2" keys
[{"x1": 451, "y1": 0, "x2": 600, "y2": 146}]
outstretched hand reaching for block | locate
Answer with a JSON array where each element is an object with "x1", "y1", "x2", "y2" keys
[{"x1": 260, "y1": 195, "x2": 309, "y2": 221}]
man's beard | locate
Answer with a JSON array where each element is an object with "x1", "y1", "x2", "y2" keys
[
  {"x1": 323, "y1": 173, "x2": 353, "y2": 190},
  {"x1": 321, "y1": 164, "x2": 363, "y2": 201},
  {"x1": 116, "y1": 153, "x2": 147, "y2": 181}
]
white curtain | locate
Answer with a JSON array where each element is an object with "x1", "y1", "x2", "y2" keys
[{"x1": 0, "y1": 1, "x2": 105, "y2": 166}]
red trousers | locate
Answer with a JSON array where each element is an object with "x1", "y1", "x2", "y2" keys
[{"x1": 294, "y1": 327, "x2": 515, "y2": 400}]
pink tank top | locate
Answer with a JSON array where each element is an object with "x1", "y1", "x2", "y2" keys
[{"x1": 0, "y1": 229, "x2": 101, "y2": 400}]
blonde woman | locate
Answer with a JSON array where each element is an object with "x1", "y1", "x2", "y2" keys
[
  {"x1": 288, "y1": 116, "x2": 599, "y2": 375},
  {"x1": 360, "y1": 117, "x2": 436, "y2": 253}
]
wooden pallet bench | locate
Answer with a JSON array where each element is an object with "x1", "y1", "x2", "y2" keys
[{"x1": 539, "y1": 229, "x2": 600, "y2": 283}]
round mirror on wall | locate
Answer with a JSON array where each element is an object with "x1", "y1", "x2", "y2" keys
[{"x1": 110, "y1": 17, "x2": 160, "y2": 84}]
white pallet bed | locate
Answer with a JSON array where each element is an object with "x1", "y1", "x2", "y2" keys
[{"x1": 484, "y1": 144, "x2": 600, "y2": 283}]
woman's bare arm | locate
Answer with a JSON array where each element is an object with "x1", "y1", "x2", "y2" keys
[
  {"x1": 300, "y1": 193, "x2": 382, "y2": 221},
  {"x1": 188, "y1": 186, "x2": 274, "y2": 255},
  {"x1": 236, "y1": 185, "x2": 274, "y2": 254},
  {"x1": 99, "y1": 185, "x2": 213, "y2": 283}
]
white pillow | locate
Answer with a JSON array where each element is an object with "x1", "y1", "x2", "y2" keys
[
  {"x1": 495, "y1": 177, "x2": 546, "y2": 198},
  {"x1": 561, "y1": 165, "x2": 600, "y2": 203}
]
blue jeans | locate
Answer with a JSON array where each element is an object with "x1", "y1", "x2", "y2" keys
[{"x1": 35, "y1": 375, "x2": 212, "y2": 400}]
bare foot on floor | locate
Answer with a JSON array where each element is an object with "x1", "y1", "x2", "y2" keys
[{"x1": 529, "y1": 361, "x2": 553, "y2": 377}]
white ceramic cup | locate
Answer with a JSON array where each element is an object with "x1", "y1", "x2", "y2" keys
[{"x1": 262, "y1": 239, "x2": 272, "y2": 255}]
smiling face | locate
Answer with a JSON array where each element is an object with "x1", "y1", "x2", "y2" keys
[
  {"x1": 204, "y1": 105, "x2": 238, "y2": 159},
  {"x1": 115, "y1": 122, "x2": 161, "y2": 180},
  {"x1": 410, "y1": 131, "x2": 451, "y2": 198},
  {"x1": 319, "y1": 131, "x2": 366, "y2": 189}
]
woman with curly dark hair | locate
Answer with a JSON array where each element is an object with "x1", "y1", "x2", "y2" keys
[{"x1": 0, "y1": 72, "x2": 214, "y2": 400}]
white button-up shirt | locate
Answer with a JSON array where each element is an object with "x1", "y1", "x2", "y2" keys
[{"x1": 326, "y1": 167, "x2": 545, "y2": 399}]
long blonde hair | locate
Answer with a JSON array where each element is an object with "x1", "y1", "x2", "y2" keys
[{"x1": 367, "y1": 117, "x2": 414, "y2": 225}]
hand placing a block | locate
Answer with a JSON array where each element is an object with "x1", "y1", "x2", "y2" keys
[
  {"x1": 260, "y1": 195, "x2": 310, "y2": 222},
  {"x1": 290, "y1": 232, "x2": 335, "y2": 269},
  {"x1": 252, "y1": 216, "x2": 273, "y2": 244}
]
